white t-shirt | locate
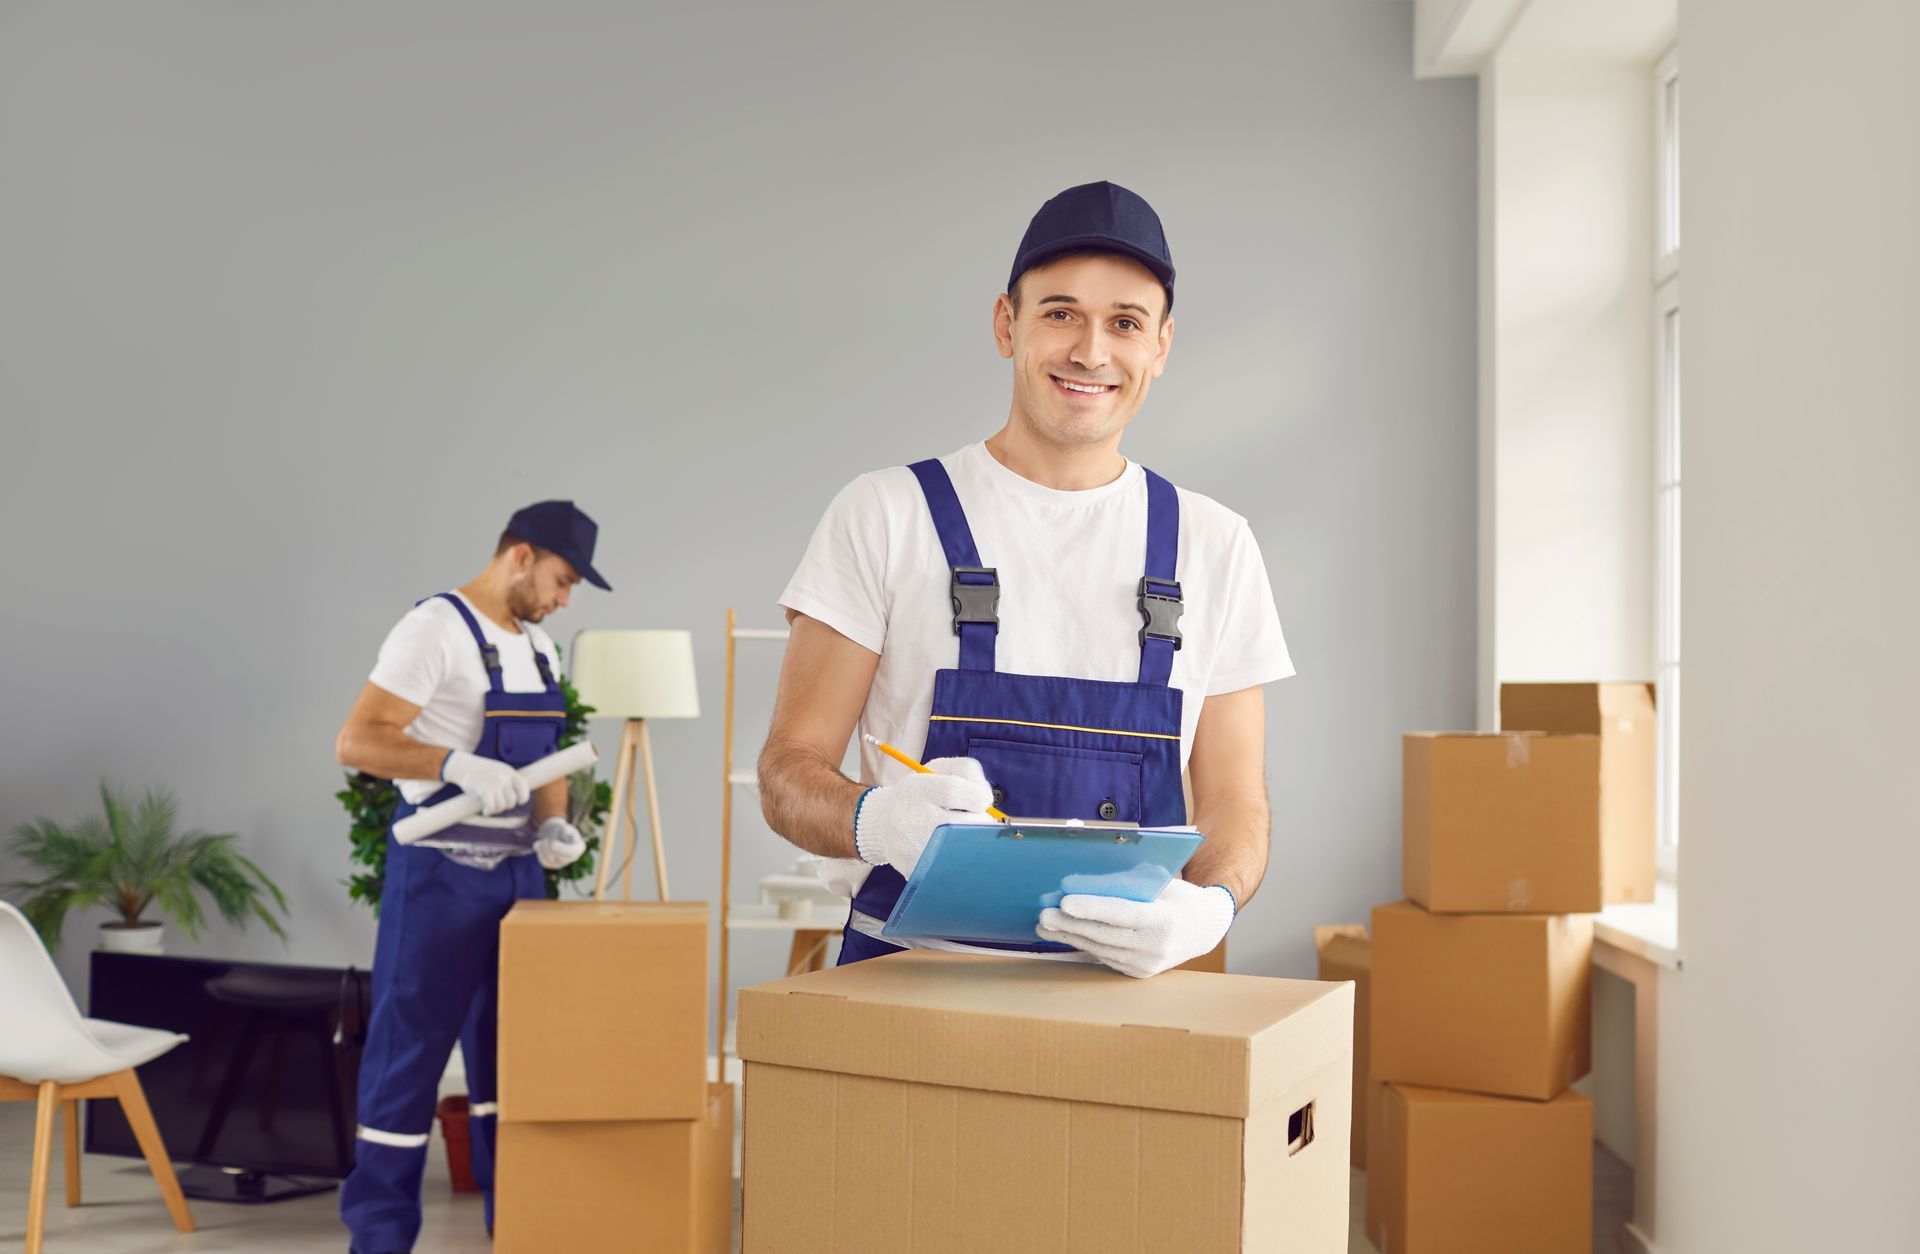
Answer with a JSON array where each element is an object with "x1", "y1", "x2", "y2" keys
[
  {"x1": 778, "y1": 441, "x2": 1294, "y2": 917},
  {"x1": 367, "y1": 592, "x2": 562, "y2": 804}
]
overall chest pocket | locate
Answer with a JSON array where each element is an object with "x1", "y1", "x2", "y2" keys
[
  {"x1": 966, "y1": 737, "x2": 1145, "y2": 823},
  {"x1": 492, "y1": 716, "x2": 561, "y2": 767}
]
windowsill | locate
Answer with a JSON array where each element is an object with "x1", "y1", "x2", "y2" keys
[{"x1": 1594, "y1": 878, "x2": 1682, "y2": 972}]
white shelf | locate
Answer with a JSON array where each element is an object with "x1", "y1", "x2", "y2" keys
[
  {"x1": 732, "y1": 627, "x2": 790, "y2": 641},
  {"x1": 1594, "y1": 880, "x2": 1683, "y2": 972},
  {"x1": 724, "y1": 902, "x2": 844, "y2": 931}
]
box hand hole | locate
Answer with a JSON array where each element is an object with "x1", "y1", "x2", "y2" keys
[{"x1": 1286, "y1": 1100, "x2": 1315, "y2": 1156}]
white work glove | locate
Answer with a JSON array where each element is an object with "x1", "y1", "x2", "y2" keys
[
  {"x1": 1037, "y1": 879, "x2": 1236, "y2": 979},
  {"x1": 534, "y1": 817, "x2": 587, "y2": 870},
  {"x1": 853, "y1": 757, "x2": 996, "y2": 878},
  {"x1": 441, "y1": 750, "x2": 531, "y2": 817}
]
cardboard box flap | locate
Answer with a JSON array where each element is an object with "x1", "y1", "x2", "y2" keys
[
  {"x1": 1500, "y1": 682, "x2": 1656, "y2": 733},
  {"x1": 1403, "y1": 730, "x2": 1568, "y2": 740},
  {"x1": 737, "y1": 951, "x2": 1351, "y2": 1119},
  {"x1": 503, "y1": 899, "x2": 709, "y2": 928},
  {"x1": 1313, "y1": 924, "x2": 1371, "y2": 974}
]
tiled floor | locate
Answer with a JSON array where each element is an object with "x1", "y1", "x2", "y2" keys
[{"x1": 0, "y1": 1101, "x2": 1627, "y2": 1253}]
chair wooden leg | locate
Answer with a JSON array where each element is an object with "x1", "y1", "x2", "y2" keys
[
  {"x1": 26, "y1": 1080, "x2": 57, "y2": 1254},
  {"x1": 108, "y1": 1069, "x2": 194, "y2": 1233},
  {"x1": 62, "y1": 1099, "x2": 81, "y2": 1207}
]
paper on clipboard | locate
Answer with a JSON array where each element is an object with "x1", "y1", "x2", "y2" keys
[{"x1": 880, "y1": 820, "x2": 1203, "y2": 948}]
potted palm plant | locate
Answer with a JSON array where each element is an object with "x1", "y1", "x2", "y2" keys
[{"x1": 6, "y1": 784, "x2": 290, "y2": 953}]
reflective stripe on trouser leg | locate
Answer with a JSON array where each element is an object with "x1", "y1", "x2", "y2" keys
[{"x1": 356, "y1": 1125, "x2": 431, "y2": 1148}]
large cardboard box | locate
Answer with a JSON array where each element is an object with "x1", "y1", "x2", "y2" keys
[
  {"x1": 1500, "y1": 681, "x2": 1658, "y2": 904},
  {"x1": 1371, "y1": 900, "x2": 1591, "y2": 1101},
  {"x1": 495, "y1": 1082, "x2": 733, "y2": 1254},
  {"x1": 1373, "y1": 1082, "x2": 1591, "y2": 1254},
  {"x1": 1313, "y1": 923, "x2": 1372, "y2": 1169},
  {"x1": 738, "y1": 951, "x2": 1353, "y2": 1253},
  {"x1": 1403, "y1": 732, "x2": 1604, "y2": 914},
  {"x1": 498, "y1": 900, "x2": 708, "y2": 1122}
]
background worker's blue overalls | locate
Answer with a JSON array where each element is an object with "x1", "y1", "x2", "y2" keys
[
  {"x1": 842, "y1": 459, "x2": 1190, "y2": 963},
  {"x1": 341, "y1": 593, "x2": 562, "y2": 1253}
]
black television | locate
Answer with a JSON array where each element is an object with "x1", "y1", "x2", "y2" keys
[{"x1": 87, "y1": 951, "x2": 371, "y2": 1203}]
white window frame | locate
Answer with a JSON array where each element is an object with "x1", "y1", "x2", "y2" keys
[
  {"x1": 1655, "y1": 45, "x2": 1681, "y2": 281},
  {"x1": 1653, "y1": 44, "x2": 1681, "y2": 880},
  {"x1": 1654, "y1": 279, "x2": 1680, "y2": 879}
]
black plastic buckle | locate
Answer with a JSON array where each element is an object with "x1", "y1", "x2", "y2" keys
[
  {"x1": 949, "y1": 566, "x2": 1000, "y2": 634},
  {"x1": 1138, "y1": 576, "x2": 1184, "y2": 649},
  {"x1": 481, "y1": 643, "x2": 503, "y2": 673}
]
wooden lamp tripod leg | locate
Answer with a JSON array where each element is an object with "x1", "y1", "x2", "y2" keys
[
  {"x1": 595, "y1": 720, "x2": 639, "y2": 901},
  {"x1": 635, "y1": 718, "x2": 670, "y2": 902}
]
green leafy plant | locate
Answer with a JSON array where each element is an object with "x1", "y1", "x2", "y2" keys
[
  {"x1": 6, "y1": 785, "x2": 290, "y2": 950},
  {"x1": 339, "y1": 664, "x2": 610, "y2": 914}
]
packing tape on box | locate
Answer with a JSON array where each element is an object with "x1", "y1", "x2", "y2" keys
[
  {"x1": 1506, "y1": 734, "x2": 1531, "y2": 767},
  {"x1": 393, "y1": 741, "x2": 600, "y2": 844}
]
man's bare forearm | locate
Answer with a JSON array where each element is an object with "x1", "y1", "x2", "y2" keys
[
  {"x1": 1184, "y1": 792, "x2": 1270, "y2": 909},
  {"x1": 337, "y1": 722, "x2": 455, "y2": 783},
  {"x1": 532, "y1": 777, "x2": 568, "y2": 824},
  {"x1": 757, "y1": 735, "x2": 866, "y2": 860}
]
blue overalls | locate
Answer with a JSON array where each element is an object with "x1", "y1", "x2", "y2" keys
[
  {"x1": 840, "y1": 459, "x2": 1190, "y2": 963},
  {"x1": 341, "y1": 593, "x2": 563, "y2": 1253}
]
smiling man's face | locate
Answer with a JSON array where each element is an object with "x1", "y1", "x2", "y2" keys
[{"x1": 995, "y1": 252, "x2": 1174, "y2": 451}]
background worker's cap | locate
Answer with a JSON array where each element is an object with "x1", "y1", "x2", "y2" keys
[
  {"x1": 1008, "y1": 181, "x2": 1176, "y2": 313},
  {"x1": 504, "y1": 499, "x2": 611, "y2": 590}
]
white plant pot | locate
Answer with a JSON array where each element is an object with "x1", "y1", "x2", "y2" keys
[{"x1": 98, "y1": 922, "x2": 164, "y2": 954}]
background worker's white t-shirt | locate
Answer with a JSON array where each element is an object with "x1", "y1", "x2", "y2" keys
[
  {"x1": 367, "y1": 592, "x2": 562, "y2": 805},
  {"x1": 778, "y1": 441, "x2": 1295, "y2": 906}
]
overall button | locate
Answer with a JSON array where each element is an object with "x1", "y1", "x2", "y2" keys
[{"x1": 1098, "y1": 799, "x2": 1119, "y2": 821}]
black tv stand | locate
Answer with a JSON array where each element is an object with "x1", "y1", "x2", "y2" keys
[{"x1": 177, "y1": 1164, "x2": 338, "y2": 1204}]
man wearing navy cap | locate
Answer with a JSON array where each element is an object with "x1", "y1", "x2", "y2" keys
[
  {"x1": 762, "y1": 182, "x2": 1294, "y2": 977},
  {"x1": 335, "y1": 500, "x2": 609, "y2": 1254}
]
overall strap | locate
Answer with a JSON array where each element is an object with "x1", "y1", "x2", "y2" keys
[
  {"x1": 1137, "y1": 468, "x2": 1184, "y2": 687},
  {"x1": 908, "y1": 459, "x2": 998, "y2": 672},
  {"x1": 523, "y1": 627, "x2": 561, "y2": 693},
  {"x1": 422, "y1": 592, "x2": 505, "y2": 695}
]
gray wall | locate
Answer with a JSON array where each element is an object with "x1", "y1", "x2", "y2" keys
[{"x1": 0, "y1": 2, "x2": 1475, "y2": 1009}]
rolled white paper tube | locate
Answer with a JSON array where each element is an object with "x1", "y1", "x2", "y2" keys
[{"x1": 391, "y1": 741, "x2": 600, "y2": 844}]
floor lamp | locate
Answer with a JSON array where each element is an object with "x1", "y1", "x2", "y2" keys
[{"x1": 569, "y1": 629, "x2": 700, "y2": 902}]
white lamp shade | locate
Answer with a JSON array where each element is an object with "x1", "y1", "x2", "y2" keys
[{"x1": 568, "y1": 629, "x2": 701, "y2": 720}]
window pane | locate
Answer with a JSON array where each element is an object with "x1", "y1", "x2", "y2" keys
[
  {"x1": 1658, "y1": 663, "x2": 1681, "y2": 848},
  {"x1": 1661, "y1": 72, "x2": 1681, "y2": 255},
  {"x1": 1660, "y1": 307, "x2": 1682, "y2": 484}
]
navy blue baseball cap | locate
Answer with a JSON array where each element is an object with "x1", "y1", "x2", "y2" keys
[
  {"x1": 504, "y1": 500, "x2": 611, "y2": 591},
  {"x1": 1008, "y1": 181, "x2": 1176, "y2": 313}
]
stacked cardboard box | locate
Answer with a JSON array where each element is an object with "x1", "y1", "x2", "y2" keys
[
  {"x1": 1501, "y1": 682, "x2": 1658, "y2": 904},
  {"x1": 493, "y1": 900, "x2": 732, "y2": 1254},
  {"x1": 738, "y1": 950, "x2": 1355, "y2": 1253},
  {"x1": 1364, "y1": 683, "x2": 1653, "y2": 1253}
]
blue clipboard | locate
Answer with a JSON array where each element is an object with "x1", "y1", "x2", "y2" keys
[{"x1": 880, "y1": 821, "x2": 1204, "y2": 948}]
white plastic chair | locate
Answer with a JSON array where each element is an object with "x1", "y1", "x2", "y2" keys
[{"x1": 0, "y1": 900, "x2": 195, "y2": 1253}]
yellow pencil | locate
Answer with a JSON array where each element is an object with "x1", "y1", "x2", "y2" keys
[{"x1": 863, "y1": 733, "x2": 1009, "y2": 821}]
